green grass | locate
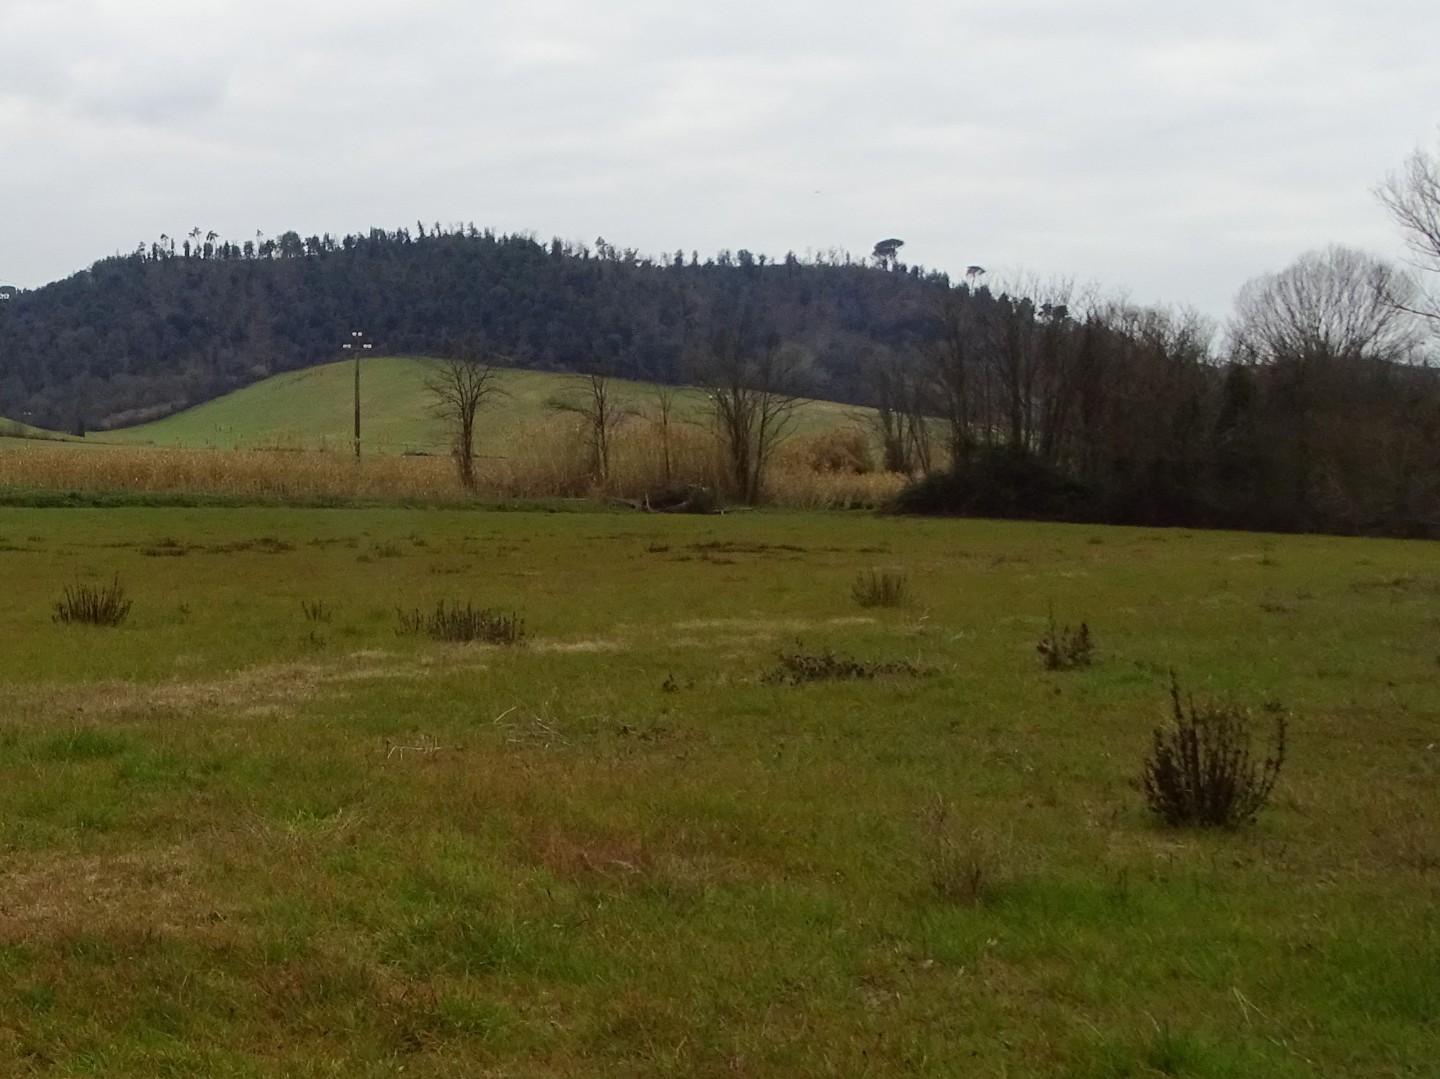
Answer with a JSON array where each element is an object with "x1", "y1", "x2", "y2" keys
[
  {"x1": 96, "y1": 356, "x2": 869, "y2": 452},
  {"x1": 0, "y1": 418, "x2": 74, "y2": 443},
  {"x1": 0, "y1": 507, "x2": 1437, "y2": 1075}
]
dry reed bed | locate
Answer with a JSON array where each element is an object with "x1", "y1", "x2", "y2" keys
[{"x1": 0, "y1": 418, "x2": 907, "y2": 508}]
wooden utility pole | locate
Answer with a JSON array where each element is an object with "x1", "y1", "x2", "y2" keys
[{"x1": 342, "y1": 330, "x2": 372, "y2": 458}]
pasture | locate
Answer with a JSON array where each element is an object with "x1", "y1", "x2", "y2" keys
[
  {"x1": 98, "y1": 357, "x2": 868, "y2": 453},
  {"x1": 0, "y1": 357, "x2": 901, "y2": 509},
  {"x1": 0, "y1": 505, "x2": 1435, "y2": 1076}
]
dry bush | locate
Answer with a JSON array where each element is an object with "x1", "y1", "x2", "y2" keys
[
  {"x1": 53, "y1": 576, "x2": 132, "y2": 626},
  {"x1": 396, "y1": 601, "x2": 525, "y2": 644},
  {"x1": 1142, "y1": 674, "x2": 1287, "y2": 828},
  {"x1": 795, "y1": 427, "x2": 875, "y2": 474},
  {"x1": 764, "y1": 463, "x2": 907, "y2": 510},
  {"x1": 764, "y1": 642, "x2": 928, "y2": 685},
  {"x1": 852, "y1": 570, "x2": 909, "y2": 608},
  {"x1": 300, "y1": 599, "x2": 332, "y2": 624},
  {"x1": 1037, "y1": 608, "x2": 1094, "y2": 670},
  {"x1": 922, "y1": 797, "x2": 1003, "y2": 905}
]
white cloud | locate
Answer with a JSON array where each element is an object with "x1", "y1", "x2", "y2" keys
[{"x1": 0, "y1": 0, "x2": 1437, "y2": 317}]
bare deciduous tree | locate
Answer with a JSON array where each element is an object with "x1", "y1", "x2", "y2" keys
[
  {"x1": 1229, "y1": 245, "x2": 1421, "y2": 367},
  {"x1": 858, "y1": 348, "x2": 934, "y2": 474},
  {"x1": 1377, "y1": 135, "x2": 1440, "y2": 325},
  {"x1": 698, "y1": 319, "x2": 809, "y2": 504},
  {"x1": 426, "y1": 339, "x2": 504, "y2": 490},
  {"x1": 1228, "y1": 246, "x2": 1423, "y2": 516},
  {"x1": 857, "y1": 348, "x2": 912, "y2": 473},
  {"x1": 925, "y1": 288, "x2": 983, "y2": 467},
  {"x1": 547, "y1": 373, "x2": 630, "y2": 487},
  {"x1": 647, "y1": 384, "x2": 681, "y2": 487}
]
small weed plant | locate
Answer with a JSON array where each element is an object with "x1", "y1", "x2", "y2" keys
[
  {"x1": 1142, "y1": 673, "x2": 1287, "y2": 827},
  {"x1": 922, "y1": 797, "x2": 1002, "y2": 906},
  {"x1": 397, "y1": 601, "x2": 525, "y2": 644},
  {"x1": 765, "y1": 642, "x2": 928, "y2": 685},
  {"x1": 300, "y1": 599, "x2": 333, "y2": 623},
  {"x1": 852, "y1": 570, "x2": 909, "y2": 608},
  {"x1": 1037, "y1": 607, "x2": 1094, "y2": 670},
  {"x1": 53, "y1": 577, "x2": 132, "y2": 627}
]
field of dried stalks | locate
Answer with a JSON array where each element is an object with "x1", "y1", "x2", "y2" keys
[{"x1": 0, "y1": 416, "x2": 907, "y2": 508}]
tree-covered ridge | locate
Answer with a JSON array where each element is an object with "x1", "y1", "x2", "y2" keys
[
  {"x1": 0, "y1": 224, "x2": 950, "y2": 431},
  {"x1": 2, "y1": 222, "x2": 1438, "y2": 537}
]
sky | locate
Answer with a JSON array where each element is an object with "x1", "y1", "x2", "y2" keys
[{"x1": 1, "y1": 0, "x2": 1438, "y2": 317}]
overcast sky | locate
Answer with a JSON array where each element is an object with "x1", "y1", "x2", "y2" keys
[{"x1": 2, "y1": 0, "x2": 1437, "y2": 316}]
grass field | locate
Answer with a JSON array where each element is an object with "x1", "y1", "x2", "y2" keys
[
  {"x1": 2, "y1": 357, "x2": 898, "y2": 508},
  {"x1": 97, "y1": 357, "x2": 869, "y2": 453},
  {"x1": 0, "y1": 506, "x2": 1436, "y2": 1076}
]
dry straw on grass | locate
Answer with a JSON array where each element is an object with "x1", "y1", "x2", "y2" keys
[{"x1": 0, "y1": 417, "x2": 909, "y2": 509}]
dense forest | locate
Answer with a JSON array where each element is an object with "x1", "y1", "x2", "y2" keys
[
  {"x1": 2, "y1": 214, "x2": 1438, "y2": 537},
  {"x1": 0, "y1": 225, "x2": 947, "y2": 430}
]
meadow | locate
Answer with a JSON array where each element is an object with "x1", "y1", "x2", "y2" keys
[
  {"x1": 0, "y1": 505, "x2": 1435, "y2": 1076},
  {"x1": 100, "y1": 357, "x2": 870, "y2": 454},
  {"x1": 0, "y1": 357, "x2": 902, "y2": 509}
]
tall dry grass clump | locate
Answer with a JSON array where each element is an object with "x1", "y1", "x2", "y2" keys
[
  {"x1": 53, "y1": 576, "x2": 133, "y2": 626},
  {"x1": 0, "y1": 420, "x2": 908, "y2": 509}
]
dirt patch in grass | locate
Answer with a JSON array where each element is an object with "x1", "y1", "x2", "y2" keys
[
  {"x1": 1, "y1": 654, "x2": 435, "y2": 723},
  {"x1": 673, "y1": 616, "x2": 876, "y2": 633},
  {"x1": 530, "y1": 638, "x2": 625, "y2": 654},
  {"x1": 0, "y1": 846, "x2": 229, "y2": 943},
  {"x1": 526, "y1": 826, "x2": 769, "y2": 893}
]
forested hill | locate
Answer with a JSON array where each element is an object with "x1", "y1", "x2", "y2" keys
[{"x1": 0, "y1": 226, "x2": 952, "y2": 431}]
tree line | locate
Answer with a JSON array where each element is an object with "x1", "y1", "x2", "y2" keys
[
  {"x1": 3, "y1": 135, "x2": 1439, "y2": 535},
  {"x1": 0, "y1": 225, "x2": 945, "y2": 431}
]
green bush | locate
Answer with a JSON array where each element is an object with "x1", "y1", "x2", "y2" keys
[{"x1": 891, "y1": 446, "x2": 1094, "y2": 520}]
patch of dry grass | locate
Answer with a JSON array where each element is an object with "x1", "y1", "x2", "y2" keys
[{"x1": 0, "y1": 416, "x2": 908, "y2": 509}]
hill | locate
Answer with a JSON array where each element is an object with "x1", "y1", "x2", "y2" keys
[
  {"x1": 0, "y1": 416, "x2": 74, "y2": 443},
  {"x1": 99, "y1": 356, "x2": 869, "y2": 453},
  {"x1": 0, "y1": 226, "x2": 947, "y2": 433}
]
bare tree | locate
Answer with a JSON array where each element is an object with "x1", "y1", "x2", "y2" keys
[
  {"x1": 1229, "y1": 246, "x2": 1423, "y2": 516},
  {"x1": 856, "y1": 347, "x2": 935, "y2": 474},
  {"x1": 855, "y1": 348, "x2": 912, "y2": 473},
  {"x1": 647, "y1": 384, "x2": 681, "y2": 487},
  {"x1": 697, "y1": 319, "x2": 808, "y2": 504},
  {"x1": 1377, "y1": 135, "x2": 1440, "y2": 325},
  {"x1": 1229, "y1": 246, "x2": 1421, "y2": 367},
  {"x1": 426, "y1": 339, "x2": 504, "y2": 490},
  {"x1": 924, "y1": 288, "x2": 986, "y2": 466},
  {"x1": 548, "y1": 373, "x2": 630, "y2": 487}
]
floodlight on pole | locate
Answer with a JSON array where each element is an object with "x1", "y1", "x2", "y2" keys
[{"x1": 341, "y1": 330, "x2": 373, "y2": 459}]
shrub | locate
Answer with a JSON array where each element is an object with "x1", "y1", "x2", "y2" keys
[
  {"x1": 801, "y1": 427, "x2": 875, "y2": 474},
  {"x1": 397, "y1": 601, "x2": 525, "y2": 644},
  {"x1": 1037, "y1": 608, "x2": 1094, "y2": 670},
  {"x1": 1141, "y1": 673, "x2": 1287, "y2": 827},
  {"x1": 642, "y1": 484, "x2": 722, "y2": 514},
  {"x1": 53, "y1": 576, "x2": 132, "y2": 626},
  {"x1": 891, "y1": 445, "x2": 1093, "y2": 520},
  {"x1": 300, "y1": 599, "x2": 333, "y2": 623},
  {"x1": 764, "y1": 642, "x2": 927, "y2": 685},
  {"x1": 852, "y1": 570, "x2": 909, "y2": 608},
  {"x1": 922, "y1": 797, "x2": 1000, "y2": 905}
]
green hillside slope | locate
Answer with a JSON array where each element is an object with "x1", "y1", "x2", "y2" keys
[
  {"x1": 0, "y1": 417, "x2": 75, "y2": 444},
  {"x1": 100, "y1": 357, "x2": 868, "y2": 453}
]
